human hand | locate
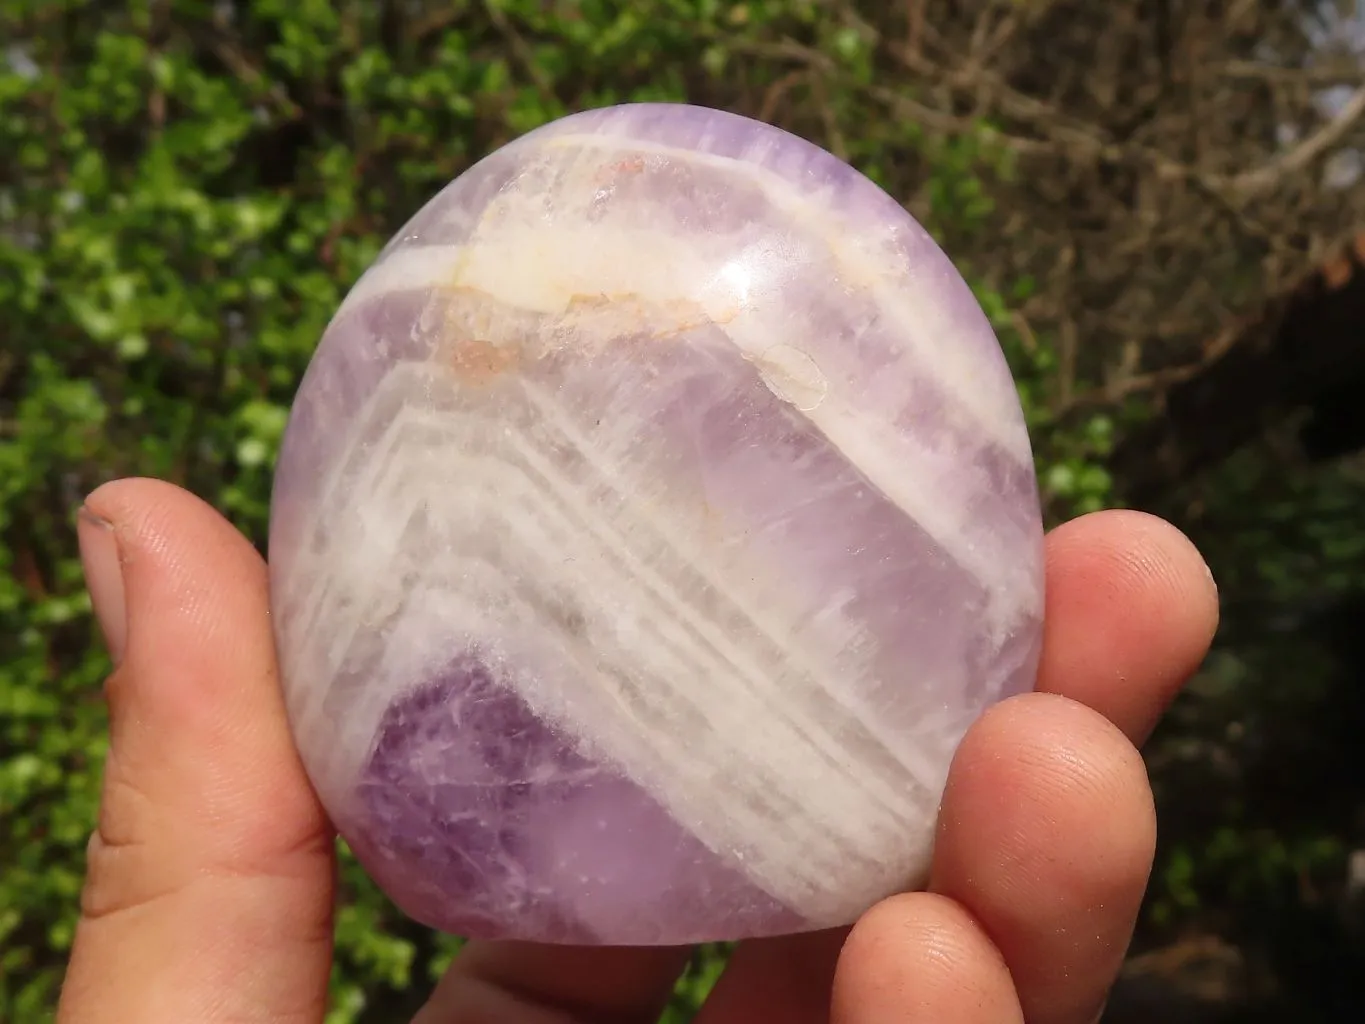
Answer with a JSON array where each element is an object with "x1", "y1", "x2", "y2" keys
[{"x1": 58, "y1": 477, "x2": 1217, "y2": 1024}]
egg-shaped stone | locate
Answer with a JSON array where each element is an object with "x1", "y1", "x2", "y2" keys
[{"x1": 268, "y1": 103, "x2": 1045, "y2": 946}]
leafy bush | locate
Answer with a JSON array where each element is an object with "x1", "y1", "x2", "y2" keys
[{"x1": 0, "y1": 2, "x2": 1110, "y2": 1020}]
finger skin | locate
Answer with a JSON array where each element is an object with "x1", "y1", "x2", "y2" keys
[
  {"x1": 832, "y1": 893, "x2": 1024, "y2": 1024},
  {"x1": 417, "y1": 944, "x2": 692, "y2": 1024},
  {"x1": 57, "y1": 487, "x2": 1209, "y2": 1023},
  {"x1": 690, "y1": 930, "x2": 848, "y2": 1024},
  {"x1": 930, "y1": 693, "x2": 1157, "y2": 1024},
  {"x1": 685, "y1": 508, "x2": 1213, "y2": 1024},
  {"x1": 1038, "y1": 509, "x2": 1218, "y2": 744},
  {"x1": 59, "y1": 479, "x2": 335, "y2": 1024}
]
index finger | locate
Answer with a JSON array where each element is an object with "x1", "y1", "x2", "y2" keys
[{"x1": 1035, "y1": 508, "x2": 1219, "y2": 742}]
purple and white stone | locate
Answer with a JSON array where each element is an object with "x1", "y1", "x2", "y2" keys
[{"x1": 268, "y1": 103, "x2": 1046, "y2": 946}]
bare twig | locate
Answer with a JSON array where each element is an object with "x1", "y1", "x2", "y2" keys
[
  {"x1": 1061, "y1": 322, "x2": 1244, "y2": 412},
  {"x1": 904, "y1": 0, "x2": 925, "y2": 60},
  {"x1": 1220, "y1": 59, "x2": 1365, "y2": 86},
  {"x1": 758, "y1": 69, "x2": 809, "y2": 124},
  {"x1": 810, "y1": 73, "x2": 849, "y2": 161},
  {"x1": 1231, "y1": 87, "x2": 1365, "y2": 193},
  {"x1": 198, "y1": 24, "x2": 301, "y2": 119},
  {"x1": 725, "y1": 4, "x2": 1364, "y2": 425},
  {"x1": 481, "y1": 0, "x2": 556, "y2": 103}
]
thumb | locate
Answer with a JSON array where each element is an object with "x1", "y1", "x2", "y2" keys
[{"x1": 58, "y1": 478, "x2": 335, "y2": 1024}]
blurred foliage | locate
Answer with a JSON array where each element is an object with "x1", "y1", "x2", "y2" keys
[
  {"x1": 1125, "y1": 440, "x2": 1365, "y2": 1020},
  {"x1": 4, "y1": 1, "x2": 1356, "y2": 1023},
  {"x1": 0, "y1": 2, "x2": 1095, "y2": 1019}
]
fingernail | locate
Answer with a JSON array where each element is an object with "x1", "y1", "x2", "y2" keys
[{"x1": 77, "y1": 506, "x2": 127, "y2": 665}]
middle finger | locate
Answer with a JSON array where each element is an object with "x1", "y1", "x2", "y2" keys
[{"x1": 929, "y1": 692, "x2": 1157, "y2": 1024}]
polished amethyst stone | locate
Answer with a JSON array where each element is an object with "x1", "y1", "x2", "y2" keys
[{"x1": 268, "y1": 103, "x2": 1045, "y2": 946}]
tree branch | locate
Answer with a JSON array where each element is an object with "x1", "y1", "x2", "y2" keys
[
  {"x1": 1220, "y1": 59, "x2": 1365, "y2": 86},
  {"x1": 1230, "y1": 87, "x2": 1365, "y2": 194}
]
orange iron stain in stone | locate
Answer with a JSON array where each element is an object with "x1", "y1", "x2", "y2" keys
[{"x1": 448, "y1": 336, "x2": 520, "y2": 385}]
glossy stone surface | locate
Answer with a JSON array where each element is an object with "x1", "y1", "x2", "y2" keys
[{"x1": 268, "y1": 103, "x2": 1045, "y2": 946}]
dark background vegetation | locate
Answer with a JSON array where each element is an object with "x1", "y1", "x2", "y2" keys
[{"x1": 4, "y1": 1, "x2": 1365, "y2": 1021}]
